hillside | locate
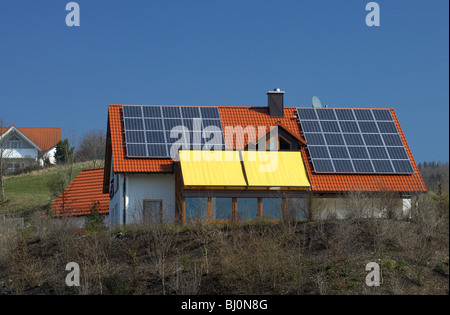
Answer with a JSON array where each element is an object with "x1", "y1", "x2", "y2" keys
[
  {"x1": 0, "y1": 216, "x2": 448, "y2": 295},
  {"x1": 1, "y1": 161, "x2": 102, "y2": 218}
]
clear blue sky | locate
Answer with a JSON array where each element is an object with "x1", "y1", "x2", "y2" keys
[{"x1": 0, "y1": 0, "x2": 448, "y2": 162}]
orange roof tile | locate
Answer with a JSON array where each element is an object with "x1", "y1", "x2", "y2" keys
[
  {"x1": 52, "y1": 168, "x2": 109, "y2": 217},
  {"x1": 1, "y1": 126, "x2": 61, "y2": 151},
  {"x1": 106, "y1": 104, "x2": 426, "y2": 193}
]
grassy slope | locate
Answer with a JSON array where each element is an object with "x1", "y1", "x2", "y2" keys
[{"x1": 1, "y1": 161, "x2": 101, "y2": 218}]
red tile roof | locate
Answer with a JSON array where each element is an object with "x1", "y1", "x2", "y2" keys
[
  {"x1": 1, "y1": 126, "x2": 61, "y2": 151},
  {"x1": 52, "y1": 168, "x2": 109, "y2": 217},
  {"x1": 106, "y1": 104, "x2": 426, "y2": 193}
]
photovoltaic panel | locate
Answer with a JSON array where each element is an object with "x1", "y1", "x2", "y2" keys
[
  {"x1": 320, "y1": 121, "x2": 340, "y2": 132},
  {"x1": 333, "y1": 159, "x2": 354, "y2": 173},
  {"x1": 142, "y1": 106, "x2": 162, "y2": 118},
  {"x1": 304, "y1": 133, "x2": 326, "y2": 145},
  {"x1": 347, "y1": 146, "x2": 369, "y2": 159},
  {"x1": 367, "y1": 147, "x2": 389, "y2": 159},
  {"x1": 358, "y1": 121, "x2": 378, "y2": 133},
  {"x1": 122, "y1": 105, "x2": 225, "y2": 158},
  {"x1": 392, "y1": 160, "x2": 414, "y2": 173},
  {"x1": 123, "y1": 106, "x2": 142, "y2": 118},
  {"x1": 296, "y1": 108, "x2": 414, "y2": 174},
  {"x1": 324, "y1": 133, "x2": 345, "y2": 145},
  {"x1": 372, "y1": 160, "x2": 394, "y2": 173},
  {"x1": 344, "y1": 134, "x2": 365, "y2": 146},
  {"x1": 386, "y1": 147, "x2": 409, "y2": 160},
  {"x1": 335, "y1": 109, "x2": 356, "y2": 120},
  {"x1": 382, "y1": 134, "x2": 403, "y2": 146},
  {"x1": 162, "y1": 106, "x2": 181, "y2": 118},
  {"x1": 144, "y1": 119, "x2": 164, "y2": 131},
  {"x1": 181, "y1": 106, "x2": 201, "y2": 118},
  {"x1": 354, "y1": 109, "x2": 374, "y2": 120},
  {"x1": 329, "y1": 146, "x2": 350, "y2": 159},
  {"x1": 297, "y1": 108, "x2": 318, "y2": 120},
  {"x1": 308, "y1": 146, "x2": 330, "y2": 159},
  {"x1": 377, "y1": 121, "x2": 398, "y2": 133},
  {"x1": 353, "y1": 159, "x2": 374, "y2": 173},
  {"x1": 311, "y1": 159, "x2": 334, "y2": 173},
  {"x1": 339, "y1": 121, "x2": 359, "y2": 133},
  {"x1": 316, "y1": 109, "x2": 337, "y2": 120},
  {"x1": 372, "y1": 109, "x2": 393, "y2": 121},
  {"x1": 200, "y1": 107, "x2": 221, "y2": 119},
  {"x1": 363, "y1": 134, "x2": 384, "y2": 146}
]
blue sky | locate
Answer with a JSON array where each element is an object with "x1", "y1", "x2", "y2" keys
[{"x1": 0, "y1": 0, "x2": 448, "y2": 162}]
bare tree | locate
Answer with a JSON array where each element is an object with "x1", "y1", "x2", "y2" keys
[{"x1": 75, "y1": 129, "x2": 106, "y2": 168}]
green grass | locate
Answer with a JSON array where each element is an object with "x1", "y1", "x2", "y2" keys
[{"x1": 1, "y1": 161, "x2": 100, "y2": 218}]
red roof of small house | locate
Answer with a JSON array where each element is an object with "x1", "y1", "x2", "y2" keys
[
  {"x1": 52, "y1": 168, "x2": 109, "y2": 217},
  {"x1": 104, "y1": 104, "x2": 426, "y2": 193},
  {"x1": 1, "y1": 126, "x2": 61, "y2": 151}
]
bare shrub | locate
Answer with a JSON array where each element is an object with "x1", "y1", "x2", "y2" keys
[{"x1": 142, "y1": 222, "x2": 178, "y2": 295}]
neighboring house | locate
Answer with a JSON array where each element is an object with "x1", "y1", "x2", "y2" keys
[
  {"x1": 0, "y1": 126, "x2": 61, "y2": 173},
  {"x1": 101, "y1": 90, "x2": 426, "y2": 227},
  {"x1": 51, "y1": 168, "x2": 109, "y2": 227}
]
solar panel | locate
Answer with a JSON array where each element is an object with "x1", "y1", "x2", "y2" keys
[
  {"x1": 200, "y1": 107, "x2": 221, "y2": 119},
  {"x1": 311, "y1": 159, "x2": 335, "y2": 173},
  {"x1": 297, "y1": 108, "x2": 414, "y2": 174},
  {"x1": 122, "y1": 105, "x2": 225, "y2": 157},
  {"x1": 333, "y1": 159, "x2": 354, "y2": 173}
]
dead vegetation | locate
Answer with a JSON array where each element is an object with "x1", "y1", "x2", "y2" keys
[{"x1": 0, "y1": 193, "x2": 448, "y2": 295}]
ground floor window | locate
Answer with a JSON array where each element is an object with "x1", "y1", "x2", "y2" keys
[
  {"x1": 185, "y1": 197, "x2": 208, "y2": 222},
  {"x1": 262, "y1": 198, "x2": 283, "y2": 220},
  {"x1": 143, "y1": 199, "x2": 163, "y2": 224},
  {"x1": 237, "y1": 198, "x2": 258, "y2": 221},
  {"x1": 211, "y1": 198, "x2": 232, "y2": 221},
  {"x1": 182, "y1": 196, "x2": 309, "y2": 225}
]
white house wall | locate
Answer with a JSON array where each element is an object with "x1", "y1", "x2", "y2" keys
[
  {"x1": 43, "y1": 146, "x2": 57, "y2": 165},
  {"x1": 310, "y1": 196, "x2": 404, "y2": 220},
  {"x1": 125, "y1": 173, "x2": 175, "y2": 224}
]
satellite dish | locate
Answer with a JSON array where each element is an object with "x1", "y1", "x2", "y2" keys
[{"x1": 312, "y1": 96, "x2": 322, "y2": 108}]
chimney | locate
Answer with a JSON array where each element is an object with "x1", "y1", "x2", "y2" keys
[{"x1": 267, "y1": 88, "x2": 285, "y2": 118}]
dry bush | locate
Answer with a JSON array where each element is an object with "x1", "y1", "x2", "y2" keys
[{"x1": 216, "y1": 223, "x2": 300, "y2": 294}]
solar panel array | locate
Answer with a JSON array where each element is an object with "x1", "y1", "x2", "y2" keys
[
  {"x1": 122, "y1": 106, "x2": 225, "y2": 158},
  {"x1": 296, "y1": 108, "x2": 414, "y2": 174}
]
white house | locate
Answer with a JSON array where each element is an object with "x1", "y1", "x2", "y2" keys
[
  {"x1": 0, "y1": 126, "x2": 61, "y2": 173},
  {"x1": 101, "y1": 90, "x2": 426, "y2": 227}
]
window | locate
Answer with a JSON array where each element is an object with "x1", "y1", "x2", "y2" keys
[
  {"x1": 262, "y1": 198, "x2": 283, "y2": 220},
  {"x1": 211, "y1": 198, "x2": 232, "y2": 220},
  {"x1": 6, "y1": 136, "x2": 22, "y2": 149},
  {"x1": 237, "y1": 198, "x2": 258, "y2": 221},
  {"x1": 279, "y1": 136, "x2": 291, "y2": 150},
  {"x1": 143, "y1": 200, "x2": 163, "y2": 224},
  {"x1": 185, "y1": 197, "x2": 208, "y2": 222},
  {"x1": 266, "y1": 135, "x2": 292, "y2": 151}
]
